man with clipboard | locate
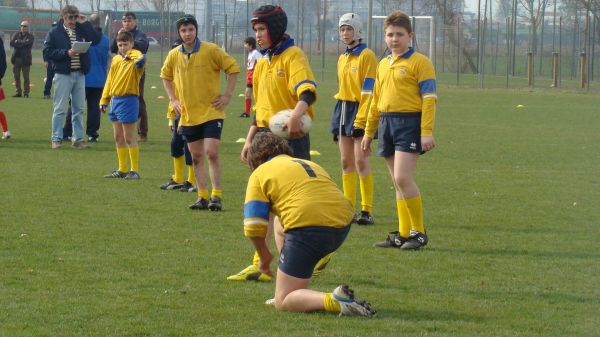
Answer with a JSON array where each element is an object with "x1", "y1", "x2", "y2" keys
[{"x1": 43, "y1": 5, "x2": 100, "y2": 149}]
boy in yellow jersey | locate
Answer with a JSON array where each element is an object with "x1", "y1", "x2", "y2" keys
[
  {"x1": 229, "y1": 5, "x2": 322, "y2": 282},
  {"x1": 362, "y1": 11, "x2": 436, "y2": 250},
  {"x1": 243, "y1": 132, "x2": 375, "y2": 317},
  {"x1": 331, "y1": 13, "x2": 378, "y2": 225},
  {"x1": 161, "y1": 15, "x2": 239, "y2": 211},
  {"x1": 100, "y1": 31, "x2": 146, "y2": 179}
]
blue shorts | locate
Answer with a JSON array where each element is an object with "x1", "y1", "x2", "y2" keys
[
  {"x1": 108, "y1": 95, "x2": 139, "y2": 123},
  {"x1": 180, "y1": 119, "x2": 224, "y2": 143},
  {"x1": 378, "y1": 112, "x2": 422, "y2": 157},
  {"x1": 330, "y1": 100, "x2": 359, "y2": 137},
  {"x1": 279, "y1": 225, "x2": 351, "y2": 279},
  {"x1": 256, "y1": 127, "x2": 311, "y2": 160}
]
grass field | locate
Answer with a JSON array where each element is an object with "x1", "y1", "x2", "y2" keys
[{"x1": 1, "y1": 56, "x2": 599, "y2": 337}]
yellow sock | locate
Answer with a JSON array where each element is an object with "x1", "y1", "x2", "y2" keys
[
  {"x1": 117, "y1": 147, "x2": 128, "y2": 172},
  {"x1": 323, "y1": 293, "x2": 341, "y2": 313},
  {"x1": 172, "y1": 156, "x2": 184, "y2": 183},
  {"x1": 342, "y1": 172, "x2": 357, "y2": 209},
  {"x1": 406, "y1": 195, "x2": 425, "y2": 233},
  {"x1": 186, "y1": 165, "x2": 195, "y2": 185},
  {"x1": 396, "y1": 199, "x2": 411, "y2": 238},
  {"x1": 252, "y1": 251, "x2": 260, "y2": 266},
  {"x1": 359, "y1": 173, "x2": 374, "y2": 213},
  {"x1": 211, "y1": 189, "x2": 222, "y2": 198},
  {"x1": 197, "y1": 189, "x2": 209, "y2": 199},
  {"x1": 128, "y1": 146, "x2": 139, "y2": 172}
]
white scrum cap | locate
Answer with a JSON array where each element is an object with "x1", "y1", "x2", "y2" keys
[{"x1": 338, "y1": 13, "x2": 363, "y2": 40}]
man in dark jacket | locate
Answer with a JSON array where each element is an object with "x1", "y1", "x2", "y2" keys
[
  {"x1": 10, "y1": 20, "x2": 34, "y2": 98},
  {"x1": 111, "y1": 12, "x2": 150, "y2": 141},
  {"x1": 43, "y1": 5, "x2": 101, "y2": 149}
]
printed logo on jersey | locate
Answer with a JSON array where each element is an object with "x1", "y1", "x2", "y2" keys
[
  {"x1": 399, "y1": 67, "x2": 408, "y2": 75},
  {"x1": 276, "y1": 69, "x2": 286, "y2": 78},
  {"x1": 351, "y1": 66, "x2": 358, "y2": 72}
]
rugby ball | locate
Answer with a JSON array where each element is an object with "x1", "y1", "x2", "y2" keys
[{"x1": 268, "y1": 109, "x2": 312, "y2": 139}]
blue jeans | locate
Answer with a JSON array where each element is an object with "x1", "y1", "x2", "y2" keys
[{"x1": 51, "y1": 72, "x2": 86, "y2": 142}]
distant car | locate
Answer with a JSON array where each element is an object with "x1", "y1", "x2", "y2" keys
[{"x1": 148, "y1": 37, "x2": 158, "y2": 45}]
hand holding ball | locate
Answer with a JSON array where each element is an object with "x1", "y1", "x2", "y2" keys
[{"x1": 268, "y1": 109, "x2": 312, "y2": 139}]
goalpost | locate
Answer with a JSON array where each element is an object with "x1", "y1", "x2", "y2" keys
[{"x1": 371, "y1": 15, "x2": 435, "y2": 61}]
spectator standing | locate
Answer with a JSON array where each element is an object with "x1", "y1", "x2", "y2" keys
[
  {"x1": 43, "y1": 21, "x2": 58, "y2": 99},
  {"x1": 239, "y1": 36, "x2": 261, "y2": 118},
  {"x1": 43, "y1": 5, "x2": 101, "y2": 149},
  {"x1": 110, "y1": 12, "x2": 149, "y2": 141},
  {"x1": 62, "y1": 13, "x2": 110, "y2": 142},
  {"x1": 10, "y1": 21, "x2": 34, "y2": 98}
]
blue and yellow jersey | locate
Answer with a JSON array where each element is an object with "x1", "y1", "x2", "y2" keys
[
  {"x1": 100, "y1": 49, "x2": 145, "y2": 106},
  {"x1": 160, "y1": 39, "x2": 240, "y2": 127},
  {"x1": 333, "y1": 43, "x2": 377, "y2": 129},
  {"x1": 243, "y1": 155, "x2": 354, "y2": 238},
  {"x1": 252, "y1": 38, "x2": 317, "y2": 128},
  {"x1": 365, "y1": 48, "x2": 437, "y2": 138}
]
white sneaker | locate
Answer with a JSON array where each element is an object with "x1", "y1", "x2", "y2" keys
[
  {"x1": 332, "y1": 285, "x2": 376, "y2": 317},
  {"x1": 2, "y1": 131, "x2": 10, "y2": 140},
  {"x1": 264, "y1": 298, "x2": 275, "y2": 306}
]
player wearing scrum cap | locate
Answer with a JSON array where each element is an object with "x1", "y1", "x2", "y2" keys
[
  {"x1": 161, "y1": 14, "x2": 240, "y2": 211},
  {"x1": 331, "y1": 13, "x2": 378, "y2": 226}
]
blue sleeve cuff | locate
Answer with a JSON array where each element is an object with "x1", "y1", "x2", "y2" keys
[{"x1": 244, "y1": 200, "x2": 270, "y2": 220}]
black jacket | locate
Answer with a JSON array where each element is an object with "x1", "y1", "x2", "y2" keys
[
  {"x1": 0, "y1": 37, "x2": 6, "y2": 85},
  {"x1": 110, "y1": 26, "x2": 149, "y2": 54},
  {"x1": 42, "y1": 20, "x2": 101, "y2": 75},
  {"x1": 9, "y1": 31, "x2": 34, "y2": 66}
]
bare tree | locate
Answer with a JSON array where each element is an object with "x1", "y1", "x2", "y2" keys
[
  {"x1": 497, "y1": 0, "x2": 514, "y2": 19},
  {"x1": 426, "y1": 0, "x2": 478, "y2": 72},
  {"x1": 519, "y1": 0, "x2": 550, "y2": 53}
]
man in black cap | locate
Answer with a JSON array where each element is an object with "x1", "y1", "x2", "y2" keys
[{"x1": 111, "y1": 12, "x2": 150, "y2": 141}]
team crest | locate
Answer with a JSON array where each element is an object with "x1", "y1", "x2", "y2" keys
[
  {"x1": 276, "y1": 69, "x2": 286, "y2": 78},
  {"x1": 351, "y1": 66, "x2": 358, "y2": 72},
  {"x1": 399, "y1": 67, "x2": 408, "y2": 75}
]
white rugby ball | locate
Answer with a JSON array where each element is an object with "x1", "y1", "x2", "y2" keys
[{"x1": 268, "y1": 109, "x2": 312, "y2": 139}]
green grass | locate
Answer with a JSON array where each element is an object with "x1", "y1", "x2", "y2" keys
[{"x1": 0, "y1": 56, "x2": 599, "y2": 337}]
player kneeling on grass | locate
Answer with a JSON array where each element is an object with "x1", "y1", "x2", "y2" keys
[
  {"x1": 243, "y1": 132, "x2": 375, "y2": 317},
  {"x1": 100, "y1": 31, "x2": 146, "y2": 180}
]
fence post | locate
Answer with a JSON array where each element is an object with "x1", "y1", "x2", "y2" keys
[
  {"x1": 527, "y1": 52, "x2": 533, "y2": 87},
  {"x1": 552, "y1": 52, "x2": 559, "y2": 87},
  {"x1": 579, "y1": 52, "x2": 587, "y2": 88}
]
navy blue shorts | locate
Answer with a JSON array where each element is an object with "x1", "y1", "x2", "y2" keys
[
  {"x1": 171, "y1": 117, "x2": 192, "y2": 165},
  {"x1": 378, "y1": 112, "x2": 422, "y2": 157},
  {"x1": 279, "y1": 225, "x2": 351, "y2": 279},
  {"x1": 108, "y1": 95, "x2": 139, "y2": 123},
  {"x1": 256, "y1": 127, "x2": 311, "y2": 160},
  {"x1": 330, "y1": 100, "x2": 359, "y2": 137},
  {"x1": 180, "y1": 119, "x2": 224, "y2": 143}
]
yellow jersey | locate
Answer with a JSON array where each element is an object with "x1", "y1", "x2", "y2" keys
[
  {"x1": 333, "y1": 43, "x2": 377, "y2": 129},
  {"x1": 243, "y1": 155, "x2": 354, "y2": 238},
  {"x1": 100, "y1": 49, "x2": 145, "y2": 105},
  {"x1": 365, "y1": 48, "x2": 437, "y2": 138},
  {"x1": 160, "y1": 39, "x2": 240, "y2": 126},
  {"x1": 252, "y1": 38, "x2": 317, "y2": 128}
]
